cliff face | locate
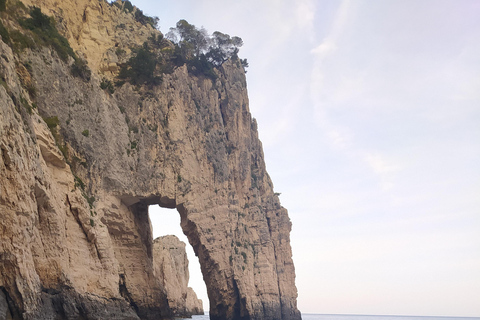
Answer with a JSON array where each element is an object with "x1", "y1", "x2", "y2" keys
[
  {"x1": 0, "y1": 1, "x2": 301, "y2": 320},
  {"x1": 153, "y1": 235, "x2": 203, "y2": 317}
]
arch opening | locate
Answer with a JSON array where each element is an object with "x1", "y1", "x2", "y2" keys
[{"x1": 148, "y1": 204, "x2": 209, "y2": 314}]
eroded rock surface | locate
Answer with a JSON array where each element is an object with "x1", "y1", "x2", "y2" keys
[
  {"x1": 153, "y1": 235, "x2": 204, "y2": 317},
  {"x1": 0, "y1": 0, "x2": 301, "y2": 319}
]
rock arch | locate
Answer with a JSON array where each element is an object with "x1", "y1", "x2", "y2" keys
[{"x1": 0, "y1": 9, "x2": 301, "y2": 316}]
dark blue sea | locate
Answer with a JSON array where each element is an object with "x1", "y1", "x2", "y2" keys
[{"x1": 179, "y1": 314, "x2": 480, "y2": 320}]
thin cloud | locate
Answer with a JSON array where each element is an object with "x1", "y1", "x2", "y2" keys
[
  {"x1": 295, "y1": 0, "x2": 316, "y2": 42},
  {"x1": 363, "y1": 152, "x2": 401, "y2": 191}
]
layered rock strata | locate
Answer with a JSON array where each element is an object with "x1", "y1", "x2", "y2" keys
[
  {"x1": 153, "y1": 235, "x2": 203, "y2": 317},
  {"x1": 0, "y1": 0, "x2": 301, "y2": 319}
]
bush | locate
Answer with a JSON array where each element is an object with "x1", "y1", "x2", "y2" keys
[
  {"x1": 20, "y1": 95, "x2": 32, "y2": 114},
  {"x1": 81, "y1": 129, "x2": 89, "y2": 137},
  {"x1": 19, "y1": 7, "x2": 75, "y2": 61},
  {"x1": 241, "y1": 58, "x2": 249, "y2": 70},
  {"x1": 0, "y1": 0, "x2": 6, "y2": 12},
  {"x1": 44, "y1": 116, "x2": 59, "y2": 129},
  {"x1": 115, "y1": 47, "x2": 126, "y2": 56},
  {"x1": 118, "y1": 43, "x2": 161, "y2": 85},
  {"x1": 100, "y1": 78, "x2": 115, "y2": 94},
  {"x1": 9, "y1": 30, "x2": 35, "y2": 51},
  {"x1": 241, "y1": 251, "x2": 247, "y2": 263},
  {"x1": 122, "y1": 0, "x2": 133, "y2": 13},
  {"x1": 17, "y1": 6, "x2": 92, "y2": 82},
  {"x1": 0, "y1": 20, "x2": 9, "y2": 44},
  {"x1": 134, "y1": 9, "x2": 158, "y2": 29},
  {"x1": 112, "y1": 0, "x2": 157, "y2": 28},
  {"x1": 71, "y1": 58, "x2": 91, "y2": 81},
  {"x1": 187, "y1": 53, "x2": 217, "y2": 80}
]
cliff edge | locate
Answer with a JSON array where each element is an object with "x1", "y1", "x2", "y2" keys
[{"x1": 0, "y1": 0, "x2": 301, "y2": 319}]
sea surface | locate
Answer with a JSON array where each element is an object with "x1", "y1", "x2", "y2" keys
[{"x1": 177, "y1": 314, "x2": 480, "y2": 320}]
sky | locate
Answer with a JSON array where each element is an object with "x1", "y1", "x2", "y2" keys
[{"x1": 136, "y1": 0, "x2": 480, "y2": 317}]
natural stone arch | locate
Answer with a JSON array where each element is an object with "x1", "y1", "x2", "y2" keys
[
  {"x1": 0, "y1": 11, "x2": 301, "y2": 316},
  {"x1": 113, "y1": 194, "x2": 243, "y2": 319}
]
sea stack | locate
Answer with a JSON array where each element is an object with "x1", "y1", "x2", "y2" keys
[{"x1": 153, "y1": 235, "x2": 203, "y2": 317}]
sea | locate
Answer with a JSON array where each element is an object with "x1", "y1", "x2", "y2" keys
[{"x1": 177, "y1": 314, "x2": 480, "y2": 320}]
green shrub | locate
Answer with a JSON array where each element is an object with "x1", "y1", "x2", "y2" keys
[
  {"x1": 187, "y1": 53, "x2": 217, "y2": 80},
  {"x1": 9, "y1": 30, "x2": 35, "y2": 51},
  {"x1": 85, "y1": 195, "x2": 95, "y2": 209},
  {"x1": 20, "y1": 95, "x2": 32, "y2": 114},
  {"x1": 71, "y1": 58, "x2": 91, "y2": 81},
  {"x1": 17, "y1": 6, "x2": 92, "y2": 82},
  {"x1": 74, "y1": 175, "x2": 85, "y2": 190},
  {"x1": 111, "y1": 1, "x2": 121, "y2": 10},
  {"x1": 0, "y1": 0, "x2": 6, "y2": 12},
  {"x1": 241, "y1": 251, "x2": 247, "y2": 263},
  {"x1": 115, "y1": 47, "x2": 126, "y2": 56},
  {"x1": 0, "y1": 77, "x2": 8, "y2": 91},
  {"x1": 114, "y1": 80, "x2": 125, "y2": 87},
  {"x1": 134, "y1": 9, "x2": 158, "y2": 28},
  {"x1": 44, "y1": 116, "x2": 59, "y2": 129},
  {"x1": 19, "y1": 7, "x2": 75, "y2": 61},
  {"x1": 122, "y1": 0, "x2": 134, "y2": 13},
  {"x1": 118, "y1": 43, "x2": 161, "y2": 85},
  {"x1": 81, "y1": 129, "x2": 89, "y2": 137},
  {"x1": 26, "y1": 83, "x2": 36, "y2": 98},
  {"x1": 100, "y1": 78, "x2": 115, "y2": 94},
  {"x1": 0, "y1": 20, "x2": 10, "y2": 44},
  {"x1": 241, "y1": 58, "x2": 249, "y2": 70}
]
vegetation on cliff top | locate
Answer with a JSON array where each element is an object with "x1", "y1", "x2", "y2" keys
[
  {"x1": 19, "y1": 6, "x2": 75, "y2": 61},
  {"x1": 1, "y1": 0, "x2": 246, "y2": 86},
  {"x1": 118, "y1": 19, "x2": 248, "y2": 85},
  {"x1": 0, "y1": 2, "x2": 91, "y2": 81},
  {"x1": 20, "y1": 7, "x2": 91, "y2": 80},
  {"x1": 167, "y1": 19, "x2": 247, "y2": 68},
  {"x1": 110, "y1": 0, "x2": 158, "y2": 29}
]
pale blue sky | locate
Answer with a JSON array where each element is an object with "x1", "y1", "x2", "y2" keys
[{"x1": 139, "y1": 0, "x2": 480, "y2": 317}]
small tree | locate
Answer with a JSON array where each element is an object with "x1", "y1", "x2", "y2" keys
[
  {"x1": 122, "y1": 0, "x2": 134, "y2": 13},
  {"x1": 119, "y1": 42, "x2": 159, "y2": 85},
  {"x1": 167, "y1": 20, "x2": 245, "y2": 65},
  {"x1": 166, "y1": 20, "x2": 209, "y2": 59},
  {"x1": 207, "y1": 31, "x2": 243, "y2": 66},
  {"x1": 134, "y1": 9, "x2": 159, "y2": 29}
]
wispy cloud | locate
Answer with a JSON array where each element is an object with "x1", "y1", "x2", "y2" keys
[
  {"x1": 363, "y1": 152, "x2": 401, "y2": 191},
  {"x1": 295, "y1": 0, "x2": 316, "y2": 42}
]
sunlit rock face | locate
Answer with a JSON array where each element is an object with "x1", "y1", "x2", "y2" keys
[
  {"x1": 0, "y1": 0, "x2": 301, "y2": 319},
  {"x1": 153, "y1": 235, "x2": 204, "y2": 317}
]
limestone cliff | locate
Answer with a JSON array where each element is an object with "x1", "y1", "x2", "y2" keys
[
  {"x1": 0, "y1": 0, "x2": 301, "y2": 319},
  {"x1": 153, "y1": 235, "x2": 203, "y2": 317}
]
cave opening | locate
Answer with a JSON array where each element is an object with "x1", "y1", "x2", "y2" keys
[{"x1": 148, "y1": 205, "x2": 209, "y2": 313}]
